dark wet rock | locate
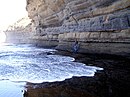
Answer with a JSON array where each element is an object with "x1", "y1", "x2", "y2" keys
[{"x1": 25, "y1": 51, "x2": 130, "y2": 97}]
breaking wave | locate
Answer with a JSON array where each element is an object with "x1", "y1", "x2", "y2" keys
[{"x1": 0, "y1": 44, "x2": 103, "y2": 83}]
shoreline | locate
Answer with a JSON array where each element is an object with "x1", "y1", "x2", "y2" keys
[
  {"x1": 0, "y1": 46, "x2": 130, "y2": 97},
  {"x1": 24, "y1": 50, "x2": 130, "y2": 97}
]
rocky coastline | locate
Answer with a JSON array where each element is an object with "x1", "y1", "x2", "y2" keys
[
  {"x1": 25, "y1": 0, "x2": 130, "y2": 56},
  {"x1": 1, "y1": 0, "x2": 130, "y2": 97},
  {"x1": 24, "y1": 51, "x2": 130, "y2": 97},
  {"x1": 5, "y1": 0, "x2": 130, "y2": 57}
]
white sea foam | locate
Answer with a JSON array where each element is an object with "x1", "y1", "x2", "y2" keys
[{"x1": 0, "y1": 44, "x2": 103, "y2": 83}]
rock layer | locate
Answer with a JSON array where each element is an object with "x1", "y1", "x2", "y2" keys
[{"x1": 26, "y1": 0, "x2": 130, "y2": 55}]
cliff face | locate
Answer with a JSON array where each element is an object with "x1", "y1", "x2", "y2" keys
[
  {"x1": 26, "y1": 0, "x2": 130, "y2": 56},
  {"x1": 5, "y1": 16, "x2": 33, "y2": 43}
]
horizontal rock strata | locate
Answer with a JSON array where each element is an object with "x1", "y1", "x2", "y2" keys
[{"x1": 26, "y1": 0, "x2": 130, "y2": 56}]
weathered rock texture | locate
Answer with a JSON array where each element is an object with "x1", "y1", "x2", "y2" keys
[{"x1": 26, "y1": 0, "x2": 130, "y2": 56}]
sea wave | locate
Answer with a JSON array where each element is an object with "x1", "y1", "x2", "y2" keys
[{"x1": 0, "y1": 44, "x2": 103, "y2": 83}]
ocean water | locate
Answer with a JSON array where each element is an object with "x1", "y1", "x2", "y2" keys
[{"x1": 0, "y1": 43, "x2": 103, "y2": 83}]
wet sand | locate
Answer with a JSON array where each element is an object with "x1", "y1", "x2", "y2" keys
[{"x1": 0, "y1": 51, "x2": 130, "y2": 97}]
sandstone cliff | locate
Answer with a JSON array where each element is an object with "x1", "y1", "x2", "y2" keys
[{"x1": 26, "y1": 0, "x2": 130, "y2": 56}]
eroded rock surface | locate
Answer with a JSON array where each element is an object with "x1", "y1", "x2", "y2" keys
[{"x1": 14, "y1": 0, "x2": 130, "y2": 55}]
